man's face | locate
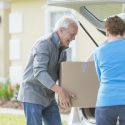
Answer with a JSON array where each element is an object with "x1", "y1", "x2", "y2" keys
[{"x1": 60, "y1": 23, "x2": 78, "y2": 48}]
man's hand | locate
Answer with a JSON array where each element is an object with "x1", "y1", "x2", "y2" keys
[
  {"x1": 51, "y1": 84, "x2": 77, "y2": 109},
  {"x1": 58, "y1": 87, "x2": 76, "y2": 109}
]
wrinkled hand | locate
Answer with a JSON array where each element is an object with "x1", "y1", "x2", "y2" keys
[
  {"x1": 51, "y1": 84, "x2": 77, "y2": 109},
  {"x1": 58, "y1": 88, "x2": 77, "y2": 109}
]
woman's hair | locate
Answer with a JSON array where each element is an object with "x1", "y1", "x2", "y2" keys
[
  {"x1": 105, "y1": 16, "x2": 125, "y2": 36},
  {"x1": 54, "y1": 16, "x2": 77, "y2": 31}
]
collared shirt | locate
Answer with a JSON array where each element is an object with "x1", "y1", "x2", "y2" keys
[
  {"x1": 17, "y1": 32, "x2": 67, "y2": 106},
  {"x1": 51, "y1": 31, "x2": 60, "y2": 49}
]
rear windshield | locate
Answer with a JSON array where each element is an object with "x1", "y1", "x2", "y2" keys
[{"x1": 85, "y1": 3, "x2": 125, "y2": 21}]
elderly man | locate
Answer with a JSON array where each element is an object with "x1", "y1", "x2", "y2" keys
[{"x1": 17, "y1": 16, "x2": 78, "y2": 125}]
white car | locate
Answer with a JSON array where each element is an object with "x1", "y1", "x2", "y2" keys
[{"x1": 48, "y1": 1, "x2": 125, "y2": 125}]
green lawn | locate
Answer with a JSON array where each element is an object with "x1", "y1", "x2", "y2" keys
[{"x1": 0, "y1": 114, "x2": 67, "y2": 125}]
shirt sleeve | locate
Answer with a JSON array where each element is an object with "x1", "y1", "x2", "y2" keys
[
  {"x1": 32, "y1": 42, "x2": 55, "y2": 89},
  {"x1": 93, "y1": 51, "x2": 101, "y2": 82}
]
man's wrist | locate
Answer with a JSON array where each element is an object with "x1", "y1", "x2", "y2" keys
[{"x1": 51, "y1": 84, "x2": 62, "y2": 94}]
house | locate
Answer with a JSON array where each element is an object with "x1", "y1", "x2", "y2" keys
[
  {"x1": 0, "y1": 0, "x2": 80, "y2": 84},
  {"x1": 1, "y1": 0, "x2": 122, "y2": 86}
]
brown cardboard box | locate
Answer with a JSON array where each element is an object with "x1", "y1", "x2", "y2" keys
[{"x1": 59, "y1": 61, "x2": 99, "y2": 108}]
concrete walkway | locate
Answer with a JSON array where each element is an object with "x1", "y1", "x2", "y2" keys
[
  {"x1": 0, "y1": 108, "x2": 24, "y2": 115},
  {"x1": 0, "y1": 107, "x2": 69, "y2": 121}
]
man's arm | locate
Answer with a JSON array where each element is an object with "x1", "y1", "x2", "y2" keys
[{"x1": 33, "y1": 41, "x2": 55, "y2": 89}]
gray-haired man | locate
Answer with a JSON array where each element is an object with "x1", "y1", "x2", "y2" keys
[{"x1": 17, "y1": 16, "x2": 78, "y2": 125}]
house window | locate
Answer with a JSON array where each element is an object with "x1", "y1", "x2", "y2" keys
[
  {"x1": 45, "y1": 7, "x2": 71, "y2": 33},
  {"x1": 86, "y1": 3, "x2": 125, "y2": 21}
]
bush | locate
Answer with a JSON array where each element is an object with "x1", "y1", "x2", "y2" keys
[{"x1": 0, "y1": 80, "x2": 14, "y2": 100}]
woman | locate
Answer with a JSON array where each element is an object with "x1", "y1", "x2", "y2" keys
[{"x1": 93, "y1": 16, "x2": 125, "y2": 125}]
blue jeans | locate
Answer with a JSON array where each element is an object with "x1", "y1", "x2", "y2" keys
[
  {"x1": 23, "y1": 100, "x2": 62, "y2": 125},
  {"x1": 96, "y1": 105, "x2": 125, "y2": 125}
]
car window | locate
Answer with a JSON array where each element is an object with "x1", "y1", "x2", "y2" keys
[{"x1": 84, "y1": 3, "x2": 124, "y2": 21}]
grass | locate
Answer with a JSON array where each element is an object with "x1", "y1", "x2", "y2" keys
[
  {"x1": 0, "y1": 114, "x2": 67, "y2": 125},
  {"x1": 0, "y1": 114, "x2": 25, "y2": 125}
]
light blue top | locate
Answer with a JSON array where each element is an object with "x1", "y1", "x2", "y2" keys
[{"x1": 93, "y1": 38, "x2": 125, "y2": 107}]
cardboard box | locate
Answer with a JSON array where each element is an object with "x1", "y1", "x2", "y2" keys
[{"x1": 59, "y1": 61, "x2": 99, "y2": 108}]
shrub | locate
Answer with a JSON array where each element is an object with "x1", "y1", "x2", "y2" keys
[{"x1": 0, "y1": 80, "x2": 14, "y2": 100}]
